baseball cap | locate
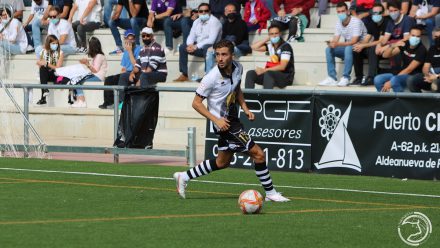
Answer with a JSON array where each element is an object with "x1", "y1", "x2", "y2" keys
[
  {"x1": 124, "y1": 29, "x2": 135, "y2": 38},
  {"x1": 141, "y1": 27, "x2": 154, "y2": 34}
]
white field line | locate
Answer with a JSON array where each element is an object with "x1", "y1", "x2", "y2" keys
[{"x1": 0, "y1": 167, "x2": 439, "y2": 198}]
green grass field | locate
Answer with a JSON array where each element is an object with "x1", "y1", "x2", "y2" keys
[{"x1": 0, "y1": 157, "x2": 439, "y2": 247}]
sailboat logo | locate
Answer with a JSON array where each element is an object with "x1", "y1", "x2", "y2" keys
[{"x1": 314, "y1": 102, "x2": 362, "y2": 172}]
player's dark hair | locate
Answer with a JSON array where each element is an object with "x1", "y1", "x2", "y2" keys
[{"x1": 214, "y1": 40, "x2": 234, "y2": 54}]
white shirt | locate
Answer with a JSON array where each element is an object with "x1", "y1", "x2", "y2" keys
[
  {"x1": 196, "y1": 61, "x2": 243, "y2": 121},
  {"x1": 48, "y1": 19, "x2": 77, "y2": 48},
  {"x1": 2, "y1": 0, "x2": 24, "y2": 12},
  {"x1": 74, "y1": 0, "x2": 102, "y2": 23},
  {"x1": 0, "y1": 18, "x2": 27, "y2": 53},
  {"x1": 31, "y1": 0, "x2": 48, "y2": 20},
  {"x1": 334, "y1": 16, "x2": 367, "y2": 42},
  {"x1": 186, "y1": 15, "x2": 222, "y2": 49}
]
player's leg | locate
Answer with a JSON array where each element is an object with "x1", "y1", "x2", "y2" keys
[
  {"x1": 248, "y1": 144, "x2": 290, "y2": 202},
  {"x1": 173, "y1": 150, "x2": 234, "y2": 199}
]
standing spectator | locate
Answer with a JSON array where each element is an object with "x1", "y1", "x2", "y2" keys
[
  {"x1": 1, "y1": 0, "x2": 25, "y2": 21},
  {"x1": 32, "y1": 0, "x2": 73, "y2": 55},
  {"x1": 319, "y1": 2, "x2": 366, "y2": 87},
  {"x1": 374, "y1": 26, "x2": 426, "y2": 92},
  {"x1": 36, "y1": 6, "x2": 77, "y2": 56},
  {"x1": 108, "y1": 0, "x2": 149, "y2": 54},
  {"x1": 35, "y1": 35, "x2": 64, "y2": 105},
  {"x1": 0, "y1": 8, "x2": 28, "y2": 55},
  {"x1": 173, "y1": 3, "x2": 222, "y2": 82},
  {"x1": 99, "y1": 29, "x2": 141, "y2": 109},
  {"x1": 68, "y1": 0, "x2": 102, "y2": 53},
  {"x1": 162, "y1": 0, "x2": 192, "y2": 52},
  {"x1": 102, "y1": 0, "x2": 127, "y2": 28},
  {"x1": 72, "y1": 37, "x2": 108, "y2": 108},
  {"x1": 23, "y1": 0, "x2": 48, "y2": 50},
  {"x1": 352, "y1": 3, "x2": 391, "y2": 85},
  {"x1": 205, "y1": 3, "x2": 251, "y2": 72},
  {"x1": 409, "y1": 0, "x2": 440, "y2": 45},
  {"x1": 243, "y1": 0, "x2": 271, "y2": 32},
  {"x1": 271, "y1": 0, "x2": 313, "y2": 42},
  {"x1": 408, "y1": 27, "x2": 440, "y2": 93},
  {"x1": 245, "y1": 24, "x2": 295, "y2": 89}
]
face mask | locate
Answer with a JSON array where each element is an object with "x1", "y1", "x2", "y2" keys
[
  {"x1": 409, "y1": 36, "x2": 420, "y2": 46},
  {"x1": 1, "y1": 19, "x2": 8, "y2": 24},
  {"x1": 270, "y1": 36, "x2": 280, "y2": 44},
  {"x1": 337, "y1": 13, "x2": 347, "y2": 22},
  {"x1": 372, "y1": 14, "x2": 382, "y2": 23},
  {"x1": 227, "y1": 13, "x2": 236, "y2": 20},
  {"x1": 142, "y1": 39, "x2": 152, "y2": 46},
  {"x1": 199, "y1": 14, "x2": 210, "y2": 22},
  {"x1": 390, "y1": 12, "x2": 400, "y2": 21},
  {"x1": 50, "y1": 43, "x2": 58, "y2": 51},
  {"x1": 50, "y1": 18, "x2": 60, "y2": 25}
]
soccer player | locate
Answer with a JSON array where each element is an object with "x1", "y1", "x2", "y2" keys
[{"x1": 173, "y1": 40, "x2": 290, "y2": 202}]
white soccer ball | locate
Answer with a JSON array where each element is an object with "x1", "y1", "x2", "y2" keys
[{"x1": 238, "y1": 190, "x2": 263, "y2": 214}]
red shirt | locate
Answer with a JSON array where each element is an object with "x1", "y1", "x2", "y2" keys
[
  {"x1": 243, "y1": 0, "x2": 271, "y2": 30},
  {"x1": 274, "y1": 0, "x2": 315, "y2": 21}
]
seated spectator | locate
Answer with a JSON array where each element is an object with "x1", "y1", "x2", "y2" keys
[
  {"x1": 1, "y1": 0, "x2": 24, "y2": 21},
  {"x1": 68, "y1": 0, "x2": 102, "y2": 53},
  {"x1": 99, "y1": 29, "x2": 141, "y2": 109},
  {"x1": 374, "y1": 26, "x2": 426, "y2": 92},
  {"x1": 350, "y1": 0, "x2": 375, "y2": 26},
  {"x1": 243, "y1": 0, "x2": 271, "y2": 32},
  {"x1": 36, "y1": 6, "x2": 77, "y2": 56},
  {"x1": 35, "y1": 35, "x2": 64, "y2": 105},
  {"x1": 147, "y1": 0, "x2": 182, "y2": 53},
  {"x1": 408, "y1": 27, "x2": 440, "y2": 93},
  {"x1": 23, "y1": 0, "x2": 48, "y2": 51},
  {"x1": 271, "y1": 0, "x2": 313, "y2": 42},
  {"x1": 32, "y1": 0, "x2": 73, "y2": 55},
  {"x1": 319, "y1": 2, "x2": 367, "y2": 87},
  {"x1": 375, "y1": 1, "x2": 415, "y2": 56},
  {"x1": 108, "y1": 0, "x2": 149, "y2": 54},
  {"x1": 245, "y1": 24, "x2": 294, "y2": 89},
  {"x1": 127, "y1": 27, "x2": 167, "y2": 89},
  {"x1": 102, "y1": 0, "x2": 127, "y2": 28},
  {"x1": 72, "y1": 37, "x2": 108, "y2": 108},
  {"x1": 382, "y1": 0, "x2": 410, "y2": 15},
  {"x1": 352, "y1": 3, "x2": 391, "y2": 86},
  {"x1": 0, "y1": 8, "x2": 28, "y2": 55},
  {"x1": 173, "y1": 3, "x2": 222, "y2": 82},
  {"x1": 162, "y1": 0, "x2": 192, "y2": 53},
  {"x1": 205, "y1": 3, "x2": 251, "y2": 73},
  {"x1": 409, "y1": 0, "x2": 440, "y2": 45},
  {"x1": 209, "y1": 0, "x2": 237, "y2": 20}
]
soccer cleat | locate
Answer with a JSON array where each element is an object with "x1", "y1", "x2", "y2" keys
[
  {"x1": 265, "y1": 192, "x2": 290, "y2": 202},
  {"x1": 173, "y1": 172, "x2": 187, "y2": 199}
]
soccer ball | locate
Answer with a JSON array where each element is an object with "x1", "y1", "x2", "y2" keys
[{"x1": 238, "y1": 190, "x2": 263, "y2": 214}]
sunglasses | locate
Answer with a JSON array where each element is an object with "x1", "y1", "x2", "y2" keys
[
  {"x1": 48, "y1": 15, "x2": 57, "y2": 18},
  {"x1": 142, "y1": 34, "x2": 152, "y2": 38},
  {"x1": 198, "y1": 9, "x2": 209, "y2": 13}
]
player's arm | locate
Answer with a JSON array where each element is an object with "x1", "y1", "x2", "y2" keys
[
  {"x1": 236, "y1": 87, "x2": 254, "y2": 121},
  {"x1": 192, "y1": 95, "x2": 230, "y2": 131}
]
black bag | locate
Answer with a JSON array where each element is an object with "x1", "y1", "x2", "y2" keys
[
  {"x1": 114, "y1": 88, "x2": 159, "y2": 149},
  {"x1": 271, "y1": 15, "x2": 302, "y2": 42}
]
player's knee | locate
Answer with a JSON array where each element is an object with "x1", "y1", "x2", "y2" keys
[
  {"x1": 216, "y1": 160, "x2": 229, "y2": 168},
  {"x1": 252, "y1": 150, "x2": 265, "y2": 163}
]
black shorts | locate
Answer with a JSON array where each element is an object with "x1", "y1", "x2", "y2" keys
[{"x1": 216, "y1": 120, "x2": 255, "y2": 153}]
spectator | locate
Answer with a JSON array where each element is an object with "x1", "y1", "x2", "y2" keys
[
  {"x1": 271, "y1": 0, "x2": 312, "y2": 42},
  {"x1": 108, "y1": 0, "x2": 149, "y2": 54},
  {"x1": 72, "y1": 37, "x2": 108, "y2": 108},
  {"x1": 32, "y1": 0, "x2": 73, "y2": 54},
  {"x1": 352, "y1": 3, "x2": 391, "y2": 86},
  {"x1": 243, "y1": 0, "x2": 271, "y2": 32},
  {"x1": 245, "y1": 24, "x2": 294, "y2": 89},
  {"x1": 162, "y1": 0, "x2": 192, "y2": 52},
  {"x1": 36, "y1": 6, "x2": 77, "y2": 56},
  {"x1": 173, "y1": 3, "x2": 222, "y2": 82},
  {"x1": 99, "y1": 29, "x2": 141, "y2": 109},
  {"x1": 382, "y1": 0, "x2": 410, "y2": 15},
  {"x1": 209, "y1": 0, "x2": 237, "y2": 20},
  {"x1": 35, "y1": 35, "x2": 64, "y2": 105},
  {"x1": 68, "y1": 0, "x2": 102, "y2": 53},
  {"x1": 0, "y1": 8, "x2": 28, "y2": 55},
  {"x1": 205, "y1": 3, "x2": 251, "y2": 73},
  {"x1": 128, "y1": 27, "x2": 167, "y2": 89},
  {"x1": 408, "y1": 27, "x2": 440, "y2": 93},
  {"x1": 375, "y1": 1, "x2": 415, "y2": 57},
  {"x1": 102, "y1": 0, "x2": 127, "y2": 28},
  {"x1": 319, "y1": 2, "x2": 367, "y2": 87},
  {"x1": 350, "y1": 0, "x2": 375, "y2": 23},
  {"x1": 374, "y1": 26, "x2": 426, "y2": 92},
  {"x1": 1, "y1": 0, "x2": 24, "y2": 21},
  {"x1": 23, "y1": 0, "x2": 48, "y2": 51},
  {"x1": 263, "y1": 0, "x2": 277, "y2": 18},
  {"x1": 409, "y1": 0, "x2": 440, "y2": 45}
]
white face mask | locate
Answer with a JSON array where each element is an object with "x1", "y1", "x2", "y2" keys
[{"x1": 2, "y1": 18, "x2": 9, "y2": 24}]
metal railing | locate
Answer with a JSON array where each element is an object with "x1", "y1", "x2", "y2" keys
[{"x1": 4, "y1": 84, "x2": 197, "y2": 167}]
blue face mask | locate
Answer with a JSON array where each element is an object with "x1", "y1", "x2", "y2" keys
[
  {"x1": 337, "y1": 13, "x2": 347, "y2": 22},
  {"x1": 409, "y1": 36, "x2": 421, "y2": 46},
  {"x1": 390, "y1": 12, "x2": 400, "y2": 21},
  {"x1": 372, "y1": 14, "x2": 382, "y2": 23},
  {"x1": 50, "y1": 43, "x2": 58, "y2": 51},
  {"x1": 50, "y1": 18, "x2": 60, "y2": 25},
  {"x1": 199, "y1": 14, "x2": 210, "y2": 22},
  {"x1": 270, "y1": 36, "x2": 280, "y2": 44}
]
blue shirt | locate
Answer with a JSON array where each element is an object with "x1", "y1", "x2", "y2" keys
[{"x1": 120, "y1": 45, "x2": 141, "y2": 72}]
